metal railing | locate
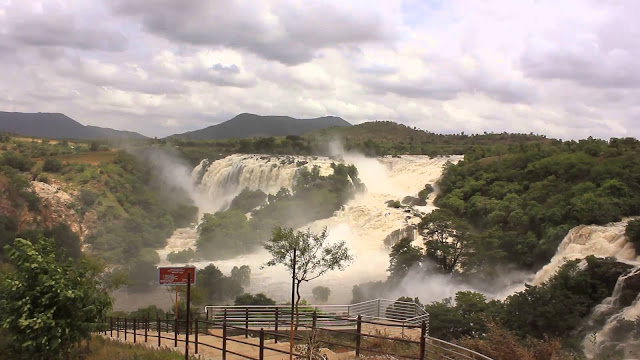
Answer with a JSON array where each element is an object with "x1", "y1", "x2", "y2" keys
[
  {"x1": 97, "y1": 308, "x2": 492, "y2": 360},
  {"x1": 204, "y1": 298, "x2": 430, "y2": 330}
]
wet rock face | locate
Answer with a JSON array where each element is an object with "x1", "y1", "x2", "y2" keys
[
  {"x1": 401, "y1": 196, "x2": 427, "y2": 207},
  {"x1": 620, "y1": 269, "x2": 640, "y2": 308}
]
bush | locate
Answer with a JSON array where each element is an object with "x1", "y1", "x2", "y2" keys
[
  {"x1": 1, "y1": 151, "x2": 34, "y2": 171},
  {"x1": 42, "y1": 158, "x2": 63, "y2": 173},
  {"x1": 166, "y1": 249, "x2": 195, "y2": 263},
  {"x1": 235, "y1": 293, "x2": 276, "y2": 306},
  {"x1": 626, "y1": 219, "x2": 640, "y2": 248},
  {"x1": 418, "y1": 184, "x2": 434, "y2": 200},
  {"x1": 312, "y1": 286, "x2": 331, "y2": 302}
]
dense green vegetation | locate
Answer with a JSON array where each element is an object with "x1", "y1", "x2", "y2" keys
[
  {"x1": 0, "y1": 237, "x2": 111, "y2": 359},
  {"x1": 423, "y1": 257, "x2": 628, "y2": 355},
  {"x1": 435, "y1": 137, "x2": 640, "y2": 271},
  {"x1": 197, "y1": 163, "x2": 362, "y2": 258},
  {"x1": 154, "y1": 122, "x2": 550, "y2": 165},
  {"x1": 0, "y1": 134, "x2": 198, "y2": 289}
]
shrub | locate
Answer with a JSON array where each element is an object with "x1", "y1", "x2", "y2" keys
[
  {"x1": 42, "y1": 158, "x2": 63, "y2": 173},
  {"x1": 626, "y1": 219, "x2": 640, "y2": 248},
  {"x1": 1, "y1": 151, "x2": 34, "y2": 171}
]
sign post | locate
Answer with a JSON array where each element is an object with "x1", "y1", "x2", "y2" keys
[{"x1": 158, "y1": 266, "x2": 196, "y2": 360}]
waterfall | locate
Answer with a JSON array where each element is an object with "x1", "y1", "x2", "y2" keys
[
  {"x1": 526, "y1": 218, "x2": 640, "y2": 358},
  {"x1": 156, "y1": 153, "x2": 462, "y2": 303}
]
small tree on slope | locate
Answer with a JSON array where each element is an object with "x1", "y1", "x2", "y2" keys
[
  {"x1": 0, "y1": 237, "x2": 112, "y2": 359},
  {"x1": 263, "y1": 227, "x2": 353, "y2": 311}
]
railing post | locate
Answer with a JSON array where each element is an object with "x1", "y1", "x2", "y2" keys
[
  {"x1": 259, "y1": 328, "x2": 265, "y2": 360},
  {"x1": 419, "y1": 320, "x2": 426, "y2": 360},
  {"x1": 157, "y1": 317, "x2": 161, "y2": 348},
  {"x1": 110, "y1": 317, "x2": 113, "y2": 337},
  {"x1": 124, "y1": 317, "x2": 127, "y2": 341},
  {"x1": 355, "y1": 315, "x2": 362, "y2": 358},
  {"x1": 274, "y1": 307, "x2": 279, "y2": 344},
  {"x1": 224, "y1": 308, "x2": 227, "y2": 324},
  {"x1": 206, "y1": 308, "x2": 210, "y2": 332},
  {"x1": 222, "y1": 321, "x2": 227, "y2": 360},
  {"x1": 195, "y1": 319, "x2": 199, "y2": 354},
  {"x1": 245, "y1": 307, "x2": 249, "y2": 338},
  {"x1": 133, "y1": 318, "x2": 137, "y2": 343},
  {"x1": 117, "y1": 317, "x2": 120, "y2": 338},
  {"x1": 166, "y1": 313, "x2": 169, "y2": 333},
  {"x1": 312, "y1": 311, "x2": 317, "y2": 329},
  {"x1": 145, "y1": 317, "x2": 148, "y2": 342},
  {"x1": 377, "y1": 299, "x2": 381, "y2": 318},
  {"x1": 174, "y1": 317, "x2": 178, "y2": 348}
]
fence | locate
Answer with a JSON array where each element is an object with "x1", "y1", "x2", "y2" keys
[{"x1": 97, "y1": 304, "x2": 493, "y2": 360}]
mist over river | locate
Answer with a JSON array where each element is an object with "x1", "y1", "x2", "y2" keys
[{"x1": 155, "y1": 153, "x2": 461, "y2": 304}]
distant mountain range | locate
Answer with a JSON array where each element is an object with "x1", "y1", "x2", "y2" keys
[
  {"x1": 171, "y1": 113, "x2": 351, "y2": 140},
  {"x1": 0, "y1": 112, "x2": 147, "y2": 140}
]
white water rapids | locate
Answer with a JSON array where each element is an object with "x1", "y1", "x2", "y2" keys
[{"x1": 156, "y1": 153, "x2": 461, "y2": 303}]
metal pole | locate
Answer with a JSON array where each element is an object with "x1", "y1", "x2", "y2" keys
[
  {"x1": 259, "y1": 328, "x2": 265, "y2": 360},
  {"x1": 289, "y1": 247, "x2": 297, "y2": 360},
  {"x1": 222, "y1": 321, "x2": 227, "y2": 360},
  {"x1": 110, "y1": 317, "x2": 113, "y2": 337},
  {"x1": 195, "y1": 319, "x2": 199, "y2": 354},
  {"x1": 355, "y1": 315, "x2": 362, "y2": 357},
  {"x1": 133, "y1": 318, "x2": 137, "y2": 343},
  {"x1": 117, "y1": 317, "x2": 120, "y2": 338},
  {"x1": 124, "y1": 317, "x2": 127, "y2": 342},
  {"x1": 275, "y1": 307, "x2": 279, "y2": 344},
  {"x1": 419, "y1": 320, "x2": 427, "y2": 360},
  {"x1": 157, "y1": 317, "x2": 161, "y2": 347},
  {"x1": 245, "y1": 307, "x2": 249, "y2": 338},
  {"x1": 145, "y1": 317, "x2": 148, "y2": 342},
  {"x1": 185, "y1": 272, "x2": 191, "y2": 360}
]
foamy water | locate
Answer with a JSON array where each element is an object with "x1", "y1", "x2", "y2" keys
[{"x1": 156, "y1": 154, "x2": 461, "y2": 303}]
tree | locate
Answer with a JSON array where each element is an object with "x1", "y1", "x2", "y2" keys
[
  {"x1": 312, "y1": 286, "x2": 331, "y2": 302},
  {"x1": 388, "y1": 237, "x2": 422, "y2": 280},
  {"x1": 0, "y1": 237, "x2": 111, "y2": 359},
  {"x1": 263, "y1": 227, "x2": 353, "y2": 311},
  {"x1": 419, "y1": 209, "x2": 471, "y2": 273},
  {"x1": 626, "y1": 219, "x2": 640, "y2": 248},
  {"x1": 235, "y1": 293, "x2": 276, "y2": 306},
  {"x1": 231, "y1": 265, "x2": 251, "y2": 287}
]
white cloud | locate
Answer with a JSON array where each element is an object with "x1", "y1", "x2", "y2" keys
[{"x1": 0, "y1": 0, "x2": 637, "y2": 139}]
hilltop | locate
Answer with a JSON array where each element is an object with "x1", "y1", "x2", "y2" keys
[
  {"x1": 171, "y1": 113, "x2": 351, "y2": 140},
  {"x1": 0, "y1": 112, "x2": 147, "y2": 140}
]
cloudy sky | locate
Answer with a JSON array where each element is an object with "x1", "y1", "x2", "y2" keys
[{"x1": 0, "y1": 0, "x2": 638, "y2": 139}]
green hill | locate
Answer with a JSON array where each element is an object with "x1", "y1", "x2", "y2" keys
[
  {"x1": 0, "y1": 112, "x2": 147, "y2": 140},
  {"x1": 171, "y1": 113, "x2": 351, "y2": 140}
]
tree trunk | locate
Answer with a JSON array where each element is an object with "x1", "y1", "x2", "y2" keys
[{"x1": 295, "y1": 280, "x2": 303, "y2": 329}]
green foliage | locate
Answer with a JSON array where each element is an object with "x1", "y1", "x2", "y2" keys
[
  {"x1": 422, "y1": 256, "x2": 627, "y2": 344},
  {"x1": 231, "y1": 265, "x2": 251, "y2": 287},
  {"x1": 191, "y1": 264, "x2": 244, "y2": 304},
  {"x1": 166, "y1": 248, "x2": 195, "y2": 263},
  {"x1": 197, "y1": 210, "x2": 251, "y2": 257},
  {"x1": 418, "y1": 184, "x2": 434, "y2": 200},
  {"x1": 312, "y1": 286, "x2": 331, "y2": 302},
  {"x1": 228, "y1": 188, "x2": 267, "y2": 213},
  {"x1": 501, "y1": 256, "x2": 626, "y2": 339},
  {"x1": 425, "y1": 292, "x2": 501, "y2": 341},
  {"x1": 197, "y1": 163, "x2": 361, "y2": 259},
  {"x1": 420, "y1": 209, "x2": 472, "y2": 273},
  {"x1": 1, "y1": 151, "x2": 34, "y2": 171},
  {"x1": 386, "y1": 200, "x2": 401, "y2": 208},
  {"x1": 626, "y1": 219, "x2": 640, "y2": 248},
  {"x1": 42, "y1": 157, "x2": 63, "y2": 173},
  {"x1": 387, "y1": 237, "x2": 422, "y2": 280},
  {"x1": 0, "y1": 237, "x2": 111, "y2": 359},
  {"x1": 264, "y1": 227, "x2": 353, "y2": 308},
  {"x1": 16, "y1": 223, "x2": 82, "y2": 261},
  {"x1": 436, "y1": 137, "x2": 640, "y2": 269},
  {"x1": 235, "y1": 293, "x2": 276, "y2": 306}
]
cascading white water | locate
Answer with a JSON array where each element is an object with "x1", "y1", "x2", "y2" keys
[
  {"x1": 195, "y1": 154, "x2": 337, "y2": 212},
  {"x1": 522, "y1": 218, "x2": 640, "y2": 359},
  {"x1": 157, "y1": 153, "x2": 461, "y2": 303}
]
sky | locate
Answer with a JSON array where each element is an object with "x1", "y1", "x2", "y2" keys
[{"x1": 0, "y1": 0, "x2": 638, "y2": 139}]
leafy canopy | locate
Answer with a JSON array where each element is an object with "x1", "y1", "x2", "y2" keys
[
  {"x1": 0, "y1": 237, "x2": 112, "y2": 359},
  {"x1": 263, "y1": 227, "x2": 353, "y2": 307}
]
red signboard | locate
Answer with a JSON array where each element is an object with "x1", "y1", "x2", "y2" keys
[{"x1": 158, "y1": 266, "x2": 196, "y2": 286}]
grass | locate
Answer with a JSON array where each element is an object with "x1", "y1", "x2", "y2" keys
[{"x1": 82, "y1": 336, "x2": 196, "y2": 360}]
